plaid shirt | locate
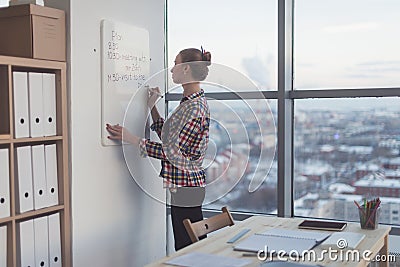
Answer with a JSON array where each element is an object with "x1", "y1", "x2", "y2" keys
[{"x1": 139, "y1": 89, "x2": 210, "y2": 188}]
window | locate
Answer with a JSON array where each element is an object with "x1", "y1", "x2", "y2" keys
[
  {"x1": 293, "y1": 0, "x2": 400, "y2": 226},
  {"x1": 167, "y1": 0, "x2": 277, "y2": 91},
  {"x1": 294, "y1": 0, "x2": 400, "y2": 89},
  {"x1": 294, "y1": 98, "x2": 400, "y2": 224},
  {"x1": 167, "y1": 0, "x2": 278, "y2": 214},
  {"x1": 167, "y1": 0, "x2": 400, "y2": 227},
  {"x1": 168, "y1": 98, "x2": 277, "y2": 214}
]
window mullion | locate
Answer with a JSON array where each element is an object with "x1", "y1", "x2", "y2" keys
[{"x1": 277, "y1": 0, "x2": 294, "y2": 217}]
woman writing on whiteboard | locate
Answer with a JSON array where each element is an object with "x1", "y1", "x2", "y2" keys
[{"x1": 106, "y1": 47, "x2": 211, "y2": 250}]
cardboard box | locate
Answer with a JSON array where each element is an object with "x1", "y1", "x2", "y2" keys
[{"x1": 0, "y1": 4, "x2": 65, "y2": 61}]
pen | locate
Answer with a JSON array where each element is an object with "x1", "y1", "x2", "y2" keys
[
  {"x1": 227, "y1": 228, "x2": 250, "y2": 244},
  {"x1": 242, "y1": 253, "x2": 258, "y2": 257},
  {"x1": 147, "y1": 86, "x2": 164, "y2": 98}
]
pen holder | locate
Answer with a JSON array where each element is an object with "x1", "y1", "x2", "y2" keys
[{"x1": 358, "y1": 205, "x2": 380, "y2": 230}]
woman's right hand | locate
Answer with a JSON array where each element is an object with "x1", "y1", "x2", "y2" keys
[
  {"x1": 106, "y1": 123, "x2": 140, "y2": 145},
  {"x1": 147, "y1": 86, "x2": 161, "y2": 109}
]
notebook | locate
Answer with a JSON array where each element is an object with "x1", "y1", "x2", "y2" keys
[
  {"x1": 298, "y1": 220, "x2": 347, "y2": 231},
  {"x1": 320, "y1": 232, "x2": 365, "y2": 249},
  {"x1": 261, "y1": 261, "x2": 323, "y2": 267},
  {"x1": 233, "y1": 229, "x2": 331, "y2": 255}
]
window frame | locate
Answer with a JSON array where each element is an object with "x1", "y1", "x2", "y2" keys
[{"x1": 165, "y1": 0, "x2": 400, "y2": 233}]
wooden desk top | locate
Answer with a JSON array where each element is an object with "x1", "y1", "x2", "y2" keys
[{"x1": 146, "y1": 216, "x2": 391, "y2": 267}]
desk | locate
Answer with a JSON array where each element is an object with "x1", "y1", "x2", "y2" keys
[{"x1": 146, "y1": 216, "x2": 391, "y2": 267}]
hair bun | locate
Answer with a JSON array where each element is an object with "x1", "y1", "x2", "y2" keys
[{"x1": 203, "y1": 51, "x2": 211, "y2": 66}]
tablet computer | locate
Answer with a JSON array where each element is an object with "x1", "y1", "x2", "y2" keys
[{"x1": 298, "y1": 220, "x2": 347, "y2": 231}]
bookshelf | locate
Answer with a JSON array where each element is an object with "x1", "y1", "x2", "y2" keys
[{"x1": 0, "y1": 55, "x2": 70, "y2": 267}]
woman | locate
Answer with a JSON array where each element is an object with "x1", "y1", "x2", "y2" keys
[{"x1": 106, "y1": 47, "x2": 211, "y2": 250}]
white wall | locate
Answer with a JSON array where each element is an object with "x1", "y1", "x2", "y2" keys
[{"x1": 45, "y1": 0, "x2": 167, "y2": 266}]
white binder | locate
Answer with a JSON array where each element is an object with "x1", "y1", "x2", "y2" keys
[
  {"x1": 48, "y1": 213, "x2": 62, "y2": 267},
  {"x1": 0, "y1": 149, "x2": 10, "y2": 219},
  {"x1": 18, "y1": 220, "x2": 35, "y2": 267},
  {"x1": 16, "y1": 146, "x2": 34, "y2": 213},
  {"x1": 28, "y1": 72, "x2": 44, "y2": 137},
  {"x1": 34, "y1": 217, "x2": 49, "y2": 267},
  {"x1": 0, "y1": 225, "x2": 6, "y2": 267},
  {"x1": 13, "y1": 71, "x2": 30, "y2": 138},
  {"x1": 45, "y1": 144, "x2": 59, "y2": 207},
  {"x1": 43, "y1": 73, "x2": 57, "y2": 137},
  {"x1": 32, "y1": 145, "x2": 48, "y2": 210}
]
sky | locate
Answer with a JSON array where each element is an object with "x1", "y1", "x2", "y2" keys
[
  {"x1": 168, "y1": 0, "x2": 277, "y2": 90},
  {"x1": 168, "y1": 0, "x2": 400, "y2": 89},
  {"x1": 167, "y1": 0, "x2": 400, "y2": 110}
]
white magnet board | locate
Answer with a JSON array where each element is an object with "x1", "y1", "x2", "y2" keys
[{"x1": 101, "y1": 19, "x2": 150, "y2": 146}]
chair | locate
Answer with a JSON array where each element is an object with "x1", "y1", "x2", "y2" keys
[{"x1": 183, "y1": 206, "x2": 235, "y2": 243}]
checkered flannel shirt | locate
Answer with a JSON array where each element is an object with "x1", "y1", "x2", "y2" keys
[{"x1": 139, "y1": 89, "x2": 210, "y2": 188}]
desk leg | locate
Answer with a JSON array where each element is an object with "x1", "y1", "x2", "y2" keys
[{"x1": 378, "y1": 234, "x2": 389, "y2": 267}]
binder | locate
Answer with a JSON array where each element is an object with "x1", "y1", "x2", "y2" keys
[
  {"x1": 13, "y1": 72, "x2": 30, "y2": 138},
  {"x1": 16, "y1": 146, "x2": 34, "y2": 213},
  {"x1": 32, "y1": 145, "x2": 48, "y2": 210},
  {"x1": 34, "y1": 217, "x2": 49, "y2": 267},
  {"x1": 18, "y1": 220, "x2": 35, "y2": 267},
  {"x1": 0, "y1": 149, "x2": 10, "y2": 219},
  {"x1": 28, "y1": 72, "x2": 44, "y2": 137},
  {"x1": 45, "y1": 144, "x2": 59, "y2": 207},
  {"x1": 48, "y1": 213, "x2": 62, "y2": 267},
  {"x1": 0, "y1": 225, "x2": 6, "y2": 267},
  {"x1": 43, "y1": 73, "x2": 57, "y2": 137}
]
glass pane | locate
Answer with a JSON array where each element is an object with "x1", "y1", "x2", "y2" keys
[
  {"x1": 169, "y1": 99, "x2": 278, "y2": 214},
  {"x1": 294, "y1": 98, "x2": 400, "y2": 226},
  {"x1": 167, "y1": 0, "x2": 277, "y2": 91},
  {"x1": 294, "y1": 0, "x2": 400, "y2": 89}
]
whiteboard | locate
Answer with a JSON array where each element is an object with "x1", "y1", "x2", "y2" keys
[{"x1": 101, "y1": 19, "x2": 150, "y2": 146}]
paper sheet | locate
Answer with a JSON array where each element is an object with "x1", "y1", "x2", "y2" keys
[{"x1": 165, "y1": 252, "x2": 251, "y2": 267}]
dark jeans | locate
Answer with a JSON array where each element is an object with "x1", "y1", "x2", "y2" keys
[{"x1": 170, "y1": 187, "x2": 205, "y2": 251}]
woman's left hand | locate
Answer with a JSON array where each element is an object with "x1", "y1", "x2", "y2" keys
[{"x1": 106, "y1": 123, "x2": 140, "y2": 145}]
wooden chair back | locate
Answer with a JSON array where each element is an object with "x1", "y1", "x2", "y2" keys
[{"x1": 183, "y1": 206, "x2": 234, "y2": 243}]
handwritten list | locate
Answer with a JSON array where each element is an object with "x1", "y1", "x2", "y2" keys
[{"x1": 101, "y1": 20, "x2": 150, "y2": 146}]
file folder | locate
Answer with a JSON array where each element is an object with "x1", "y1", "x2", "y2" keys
[
  {"x1": 16, "y1": 146, "x2": 34, "y2": 213},
  {"x1": 48, "y1": 213, "x2": 62, "y2": 267},
  {"x1": 0, "y1": 149, "x2": 10, "y2": 219},
  {"x1": 34, "y1": 217, "x2": 49, "y2": 267},
  {"x1": 0, "y1": 225, "x2": 6, "y2": 267},
  {"x1": 13, "y1": 72, "x2": 30, "y2": 138},
  {"x1": 32, "y1": 145, "x2": 48, "y2": 210},
  {"x1": 45, "y1": 144, "x2": 59, "y2": 207},
  {"x1": 43, "y1": 73, "x2": 57, "y2": 137},
  {"x1": 28, "y1": 72, "x2": 44, "y2": 137},
  {"x1": 18, "y1": 220, "x2": 35, "y2": 267}
]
